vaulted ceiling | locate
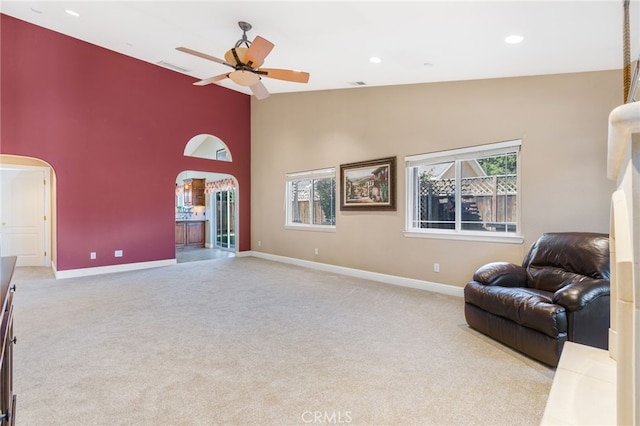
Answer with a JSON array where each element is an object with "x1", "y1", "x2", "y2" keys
[{"x1": 1, "y1": 1, "x2": 629, "y2": 97}]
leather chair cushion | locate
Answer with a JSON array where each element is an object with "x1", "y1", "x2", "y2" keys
[
  {"x1": 526, "y1": 266, "x2": 588, "y2": 293},
  {"x1": 464, "y1": 281, "x2": 567, "y2": 338},
  {"x1": 522, "y1": 233, "x2": 610, "y2": 293},
  {"x1": 473, "y1": 262, "x2": 528, "y2": 287}
]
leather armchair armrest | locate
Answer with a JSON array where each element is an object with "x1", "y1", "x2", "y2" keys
[
  {"x1": 472, "y1": 262, "x2": 528, "y2": 287},
  {"x1": 553, "y1": 278, "x2": 610, "y2": 312}
]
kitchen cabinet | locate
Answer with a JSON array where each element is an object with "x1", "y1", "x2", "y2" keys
[
  {"x1": 175, "y1": 221, "x2": 206, "y2": 248},
  {"x1": 183, "y1": 178, "x2": 205, "y2": 206},
  {"x1": 175, "y1": 222, "x2": 187, "y2": 248}
]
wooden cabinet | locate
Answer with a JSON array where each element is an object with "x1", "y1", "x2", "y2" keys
[
  {"x1": 183, "y1": 178, "x2": 205, "y2": 207},
  {"x1": 175, "y1": 221, "x2": 206, "y2": 248},
  {"x1": 0, "y1": 257, "x2": 17, "y2": 426},
  {"x1": 175, "y1": 222, "x2": 187, "y2": 248},
  {"x1": 192, "y1": 179, "x2": 205, "y2": 207},
  {"x1": 186, "y1": 221, "x2": 205, "y2": 247}
]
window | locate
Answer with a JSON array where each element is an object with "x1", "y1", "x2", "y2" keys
[
  {"x1": 405, "y1": 140, "x2": 522, "y2": 242},
  {"x1": 286, "y1": 168, "x2": 336, "y2": 229}
]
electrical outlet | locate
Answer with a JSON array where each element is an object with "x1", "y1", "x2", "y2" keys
[
  {"x1": 115, "y1": 250, "x2": 123, "y2": 258},
  {"x1": 258, "y1": 240, "x2": 262, "y2": 247},
  {"x1": 434, "y1": 263, "x2": 440, "y2": 273},
  {"x1": 90, "y1": 252, "x2": 96, "y2": 260},
  {"x1": 314, "y1": 248, "x2": 319, "y2": 255}
]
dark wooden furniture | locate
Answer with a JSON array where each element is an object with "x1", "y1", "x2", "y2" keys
[
  {"x1": 175, "y1": 221, "x2": 206, "y2": 248},
  {"x1": 175, "y1": 222, "x2": 187, "y2": 249},
  {"x1": 0, "y1": 257, "x2": 17, "y2": 425}
]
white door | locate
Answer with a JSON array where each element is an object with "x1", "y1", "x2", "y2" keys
[{"x1": 0, "y1": 167, "x2": 50, "y2": 266}]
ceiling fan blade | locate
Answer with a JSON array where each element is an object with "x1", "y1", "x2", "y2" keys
[
  {"x1": 193, "y1": 73, "x2": 229, "y2": 86},
  {"x1": 176, "y1": 47, "x2": 234, "y2": 68},
  {"x1": 258, "y1": 68, "x2": 310, "y2": 83},
  {"x1": 249, "y1": 80, "x2": 270, "y2": 100},
  {"x1": 244, "y1": 36, "x2": 274, "y2": 67}
]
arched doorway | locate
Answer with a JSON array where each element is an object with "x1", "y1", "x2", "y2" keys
[
  {"x1": 0, "y1": 155, "x2": 54, "y2": 267},
  {"x1": 175, "y1": 171, "x2": 238, "y2": 263},
  {"x1": 177, "y1": 134, "x2": 238, "y2": 263}
]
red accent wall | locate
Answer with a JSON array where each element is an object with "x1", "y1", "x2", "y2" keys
[{"x1": 1, "y1": 15, "x2": 251, "y2": 271}]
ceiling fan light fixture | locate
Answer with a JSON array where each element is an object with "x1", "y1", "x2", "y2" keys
[
  {"x1": 177, "y1": 20, "x2": 309, "y2": 100},
  {"x1": 225, "y1": 47, "x2": 248, "y2": 65},
  {"x1": 229, "y1": 70, "x2": 260, "y2": 86}
]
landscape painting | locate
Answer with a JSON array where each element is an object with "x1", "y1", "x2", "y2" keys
[{"x1": 340, "y1": 157, "x2": 396, "y2": 211}]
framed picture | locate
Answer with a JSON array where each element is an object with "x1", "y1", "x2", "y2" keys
[{"x1": 340, "y1": 156, "x2": 396, "y2": 211}]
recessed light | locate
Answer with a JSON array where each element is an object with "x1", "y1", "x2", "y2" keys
[
  {"x1": 369, "y1": 57, "x2": 382, "y2": 64},
  {"x1": 504, "y1": 35, "x2": 524, "y2": 44},
  {"x1": 65, "y1": 9, "x2": 80, "y2": 17}
]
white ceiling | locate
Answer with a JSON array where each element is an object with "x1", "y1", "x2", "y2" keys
[{"x1": 1, "y1": 1, "x2": 630, "y2": 98}]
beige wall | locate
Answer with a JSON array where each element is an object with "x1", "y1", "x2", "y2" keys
[{"x1": 251, "y1": 70, "x2": 621, "y2": 287}]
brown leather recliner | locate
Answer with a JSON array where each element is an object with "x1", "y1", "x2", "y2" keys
[{"x1": 464, "y1": 232, "x2": 610, "y2": 367}]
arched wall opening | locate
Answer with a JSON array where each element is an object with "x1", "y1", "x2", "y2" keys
[
  {"x1": 184, "y1": 134, "x2": 232, "y2": 162},
  {"x1": 0, "y1": 154, "x2": 56, "y2": 267},
  {"x1": 177, "y1": 133, "x2": 240, "y2": 260},
  {"x1": 175, "y1": 171, "x2": 239, "y2": 257}
]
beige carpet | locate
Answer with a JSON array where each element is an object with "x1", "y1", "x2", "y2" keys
[{"x1": 11, "y1": 257, "x2": 554, "y2": 425}]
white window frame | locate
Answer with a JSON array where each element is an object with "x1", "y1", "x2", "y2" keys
[
  {"x1": 404, "y1": 140, "x2": 524, "y2": 243},
  {"x1": 285, "y1": 167, "x2": 336, "y2": 232}
]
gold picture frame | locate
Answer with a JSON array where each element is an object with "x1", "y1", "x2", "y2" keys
[{"x1": 340, "y1": 156, "x2": 396, "y2": 211}]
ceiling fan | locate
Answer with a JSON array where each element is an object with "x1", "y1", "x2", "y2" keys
[{"x1": 176, "y1": 21, "x2": 310, "y2": 100}]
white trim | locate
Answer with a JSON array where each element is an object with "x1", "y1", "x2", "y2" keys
[
  {"x1": 48, "y1": 251, "x2": 464, "y2": 299},
  {"x1": 52, "y1": 259, "x2": 177, "y2": 279},
  {"x1": 607, "y1": 101, "x2": 640, "y2": 179},
  {"x1": 0, "y1": 164, "x2": 52, "y2": 268},
  {"x1": 285, "y1": 167, "x2": 337, "y2": 228},
  {"x1": 250, "y1": 251, "x2": 464, "y2": 298},
  {"x1": 404, "y1": 230, "x2": 524, "y2": 244},
  {"x1": 285, "y1": 224, "x2": 336, "y2": 232},
  {"x1": 286, "y1": 168, "x2": 336, "y2": 180},
  {"x1": 405, "y1": 139, "x2": 521, "y2": 166},
  {"x1": 404, "y1": 140, "x2": 522, "y2": 239}
]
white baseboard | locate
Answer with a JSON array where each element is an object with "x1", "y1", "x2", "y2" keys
[
  {"x1": 249, "y1": 251, "x2": 464, "y2": 297},
  {"x1": 49, "y1": 251, "x2": 464, "y2": 298},
  {"x1": 53, "y1": 259, "x2": 177, "y2": 279}
]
